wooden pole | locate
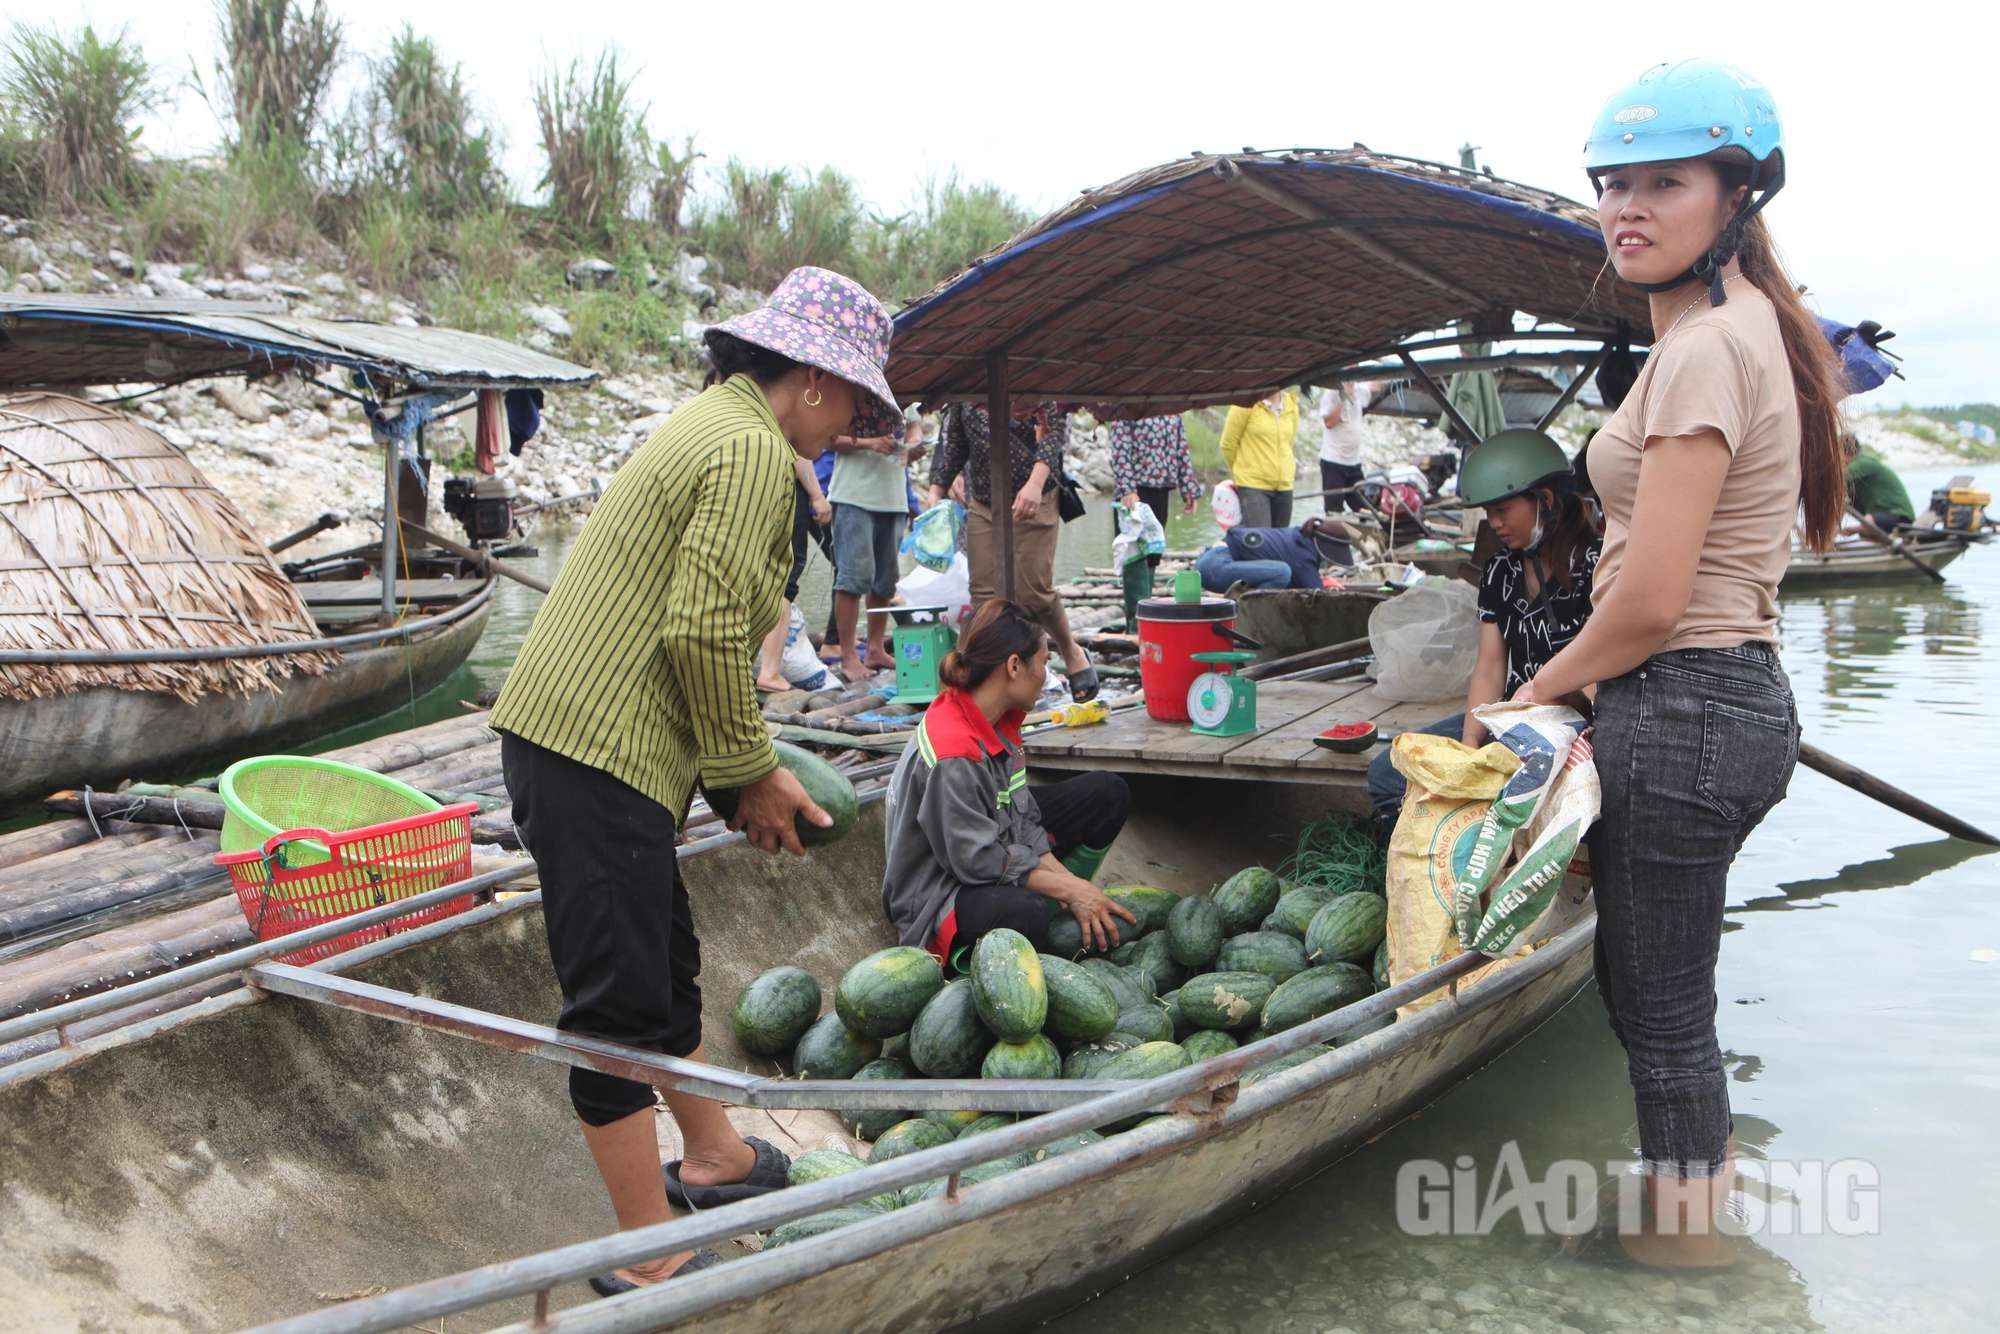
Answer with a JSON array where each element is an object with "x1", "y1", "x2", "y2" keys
[
  {"x1": 1797, "y1": 741, "x2": 2000, "y2": 846},
  {"x1": 400, "y1": 518, "x2": 553, "y2": 594},
  {"x1": 986, "y1": 352, "x2": 1016, "y2": 602},
  {"x1": 1848, "y1": 506, "x2": 1945, "y2": 583},
  {"x1": 380, "y1": 438, "x2": 400, "y2": 622}
]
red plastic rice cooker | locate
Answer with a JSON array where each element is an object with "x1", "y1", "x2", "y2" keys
[{"x1": 1136, "y1": 596, "x2": 1241, "y2": 722}]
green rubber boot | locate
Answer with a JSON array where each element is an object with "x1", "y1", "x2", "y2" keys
[
  {"x1": 1061, "y1": 842, "x2": 1113, "y2": 883},
  {"x1": 1120, "y1": 559, "x2": 1155, "y2": 634}
]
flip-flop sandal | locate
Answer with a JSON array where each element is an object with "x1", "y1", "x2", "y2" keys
[
  {"x1": 589, "y1": 1248, "x2": 727, "y2": 1297},
  {"x1": 663, "y1": 1136, "x2": 792, "y2": 1211},
  {"x1": 1064, "y1": 663, "x2": 1102, "y2": 704}
]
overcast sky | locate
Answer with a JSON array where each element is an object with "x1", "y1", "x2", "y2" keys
[{"x1": 39, "y1": 0, "x2": 1998, "y2": 408}]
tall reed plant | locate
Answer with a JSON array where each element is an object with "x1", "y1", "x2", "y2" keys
[
  {"x1": 533, "y1": 48, "x2": 646, "y2": 238},
  {"x1": 0, "y1": 22, "x2": 157, "y2": 212},
  {"x1": 365, "y1": 27, "x2": 497, "y2": 219},
  {"x1": 691, "y1": 158, "x2": 866, "y2": 291}
]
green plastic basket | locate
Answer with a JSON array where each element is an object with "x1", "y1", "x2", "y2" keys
[{"x1": 218, "y1": 756, "x2": 441, "y2": 867}]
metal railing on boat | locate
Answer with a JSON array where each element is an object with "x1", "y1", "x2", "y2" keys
[{"x1": 0, "y1": 786, "x2": 1596, "y2": 1334}]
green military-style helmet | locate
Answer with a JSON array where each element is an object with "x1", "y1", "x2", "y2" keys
[{"x1": 1457, "y1": 428, "x2": 1572, "y2": 507}]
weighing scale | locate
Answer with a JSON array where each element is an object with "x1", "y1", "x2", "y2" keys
[
  {"x1": 1186, "y1": 650, "x2": 1259, "y2": 737},
  {"x1": 889, "y1": 604, "x2": 957, "y2": 705}
]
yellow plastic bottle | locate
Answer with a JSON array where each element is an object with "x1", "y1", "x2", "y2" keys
[{"x1": 1052, "y1": 698, "x2": 1110, "y2": 728}]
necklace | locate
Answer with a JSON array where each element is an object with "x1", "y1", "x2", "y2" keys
[{"x1": 1660, "y1": 273, "x2": 1742, "y2": 341}]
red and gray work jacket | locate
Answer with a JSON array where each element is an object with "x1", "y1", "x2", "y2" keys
[{"x1": 880, "y1": 687, "x2": 1050, "y2": 966}]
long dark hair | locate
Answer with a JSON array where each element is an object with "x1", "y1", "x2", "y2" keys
[
  {"x1": 1532, "y1": 485, "x2": 1599, "y2": 593},
  {"x1": 1700, "y1": 163, "x2": 1846, "y2": 552},
  {"x1": 940, "y1": 600, "x2": 1046, "y2": 691}
]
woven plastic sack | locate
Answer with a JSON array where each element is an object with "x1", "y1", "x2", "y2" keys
[
  {"x1": 1454, "y1": 702, "x2": 1599, "y2": 955},
  {"x1": 901, "y1": 500, "x2": 964, "y2": 573},
  {"x1": 1367, "y1": 578, "x2": 1480, "y2": 701},
  {"x1": 779, "y1": 604, "x2": 829, "y2": 692},
  {"x1": 895, "y1": 551, "x2": 972, "y2": 631}
]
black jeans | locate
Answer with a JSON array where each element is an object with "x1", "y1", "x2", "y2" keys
[
  {"x1": 953, "y1": 772, "x2": 1130, "y2": 954},
  {"x1": 1320, "y1": 460, "x2": 1366, "y2": 512},
  {"x1": 501, "y1": 733, "x2": 703, "y2": 1127},
  {"x1": 1589, "y1": 643, "x2": 1798, "y2": 1179},
  {"x1": 1365, "y1": 714, "x2": 1466, "y2": 816}
]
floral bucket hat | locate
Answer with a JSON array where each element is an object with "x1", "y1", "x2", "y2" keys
[{"x1": 708, "y1": 266, "x2": 899, "y2": 424}]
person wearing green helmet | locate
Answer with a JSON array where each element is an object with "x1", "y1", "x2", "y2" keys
[
  {"x1": 1364, "y1": 430, "x2": 1599, "y2": 813},
  {"x1": 1519, "y1": 59, "x2": 1848, "y2": 1267}
]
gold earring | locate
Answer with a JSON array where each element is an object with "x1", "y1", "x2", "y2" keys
[{"x1": 803, "y1": 387, "x2": 823, "y2": 407}]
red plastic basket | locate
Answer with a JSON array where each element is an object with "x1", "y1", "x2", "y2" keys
[{"x1": 215, "y1": 802, "x2": 480, "y2": 964}]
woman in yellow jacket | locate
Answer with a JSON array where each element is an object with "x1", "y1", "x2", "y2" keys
[{"x1": 1219, "y1": 389, "x2": 1300, "y2": 527}]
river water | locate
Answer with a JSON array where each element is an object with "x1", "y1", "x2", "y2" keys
[{"x1": 95, "y1": 470, "x2": 2000, "y2": 1332}]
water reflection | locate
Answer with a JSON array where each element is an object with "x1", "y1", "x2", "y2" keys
[{"x1": 1734, "y1": 837, "x2": 1995, "y2": 914}]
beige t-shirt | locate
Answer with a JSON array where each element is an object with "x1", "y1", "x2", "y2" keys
[{"x1": 1590, "y1": 284, "x2": 1800, "y2": 649}]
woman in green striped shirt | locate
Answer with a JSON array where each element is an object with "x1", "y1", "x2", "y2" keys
[{"x1": 493, "y1": 268, "x2": 900, "y2": 1293}]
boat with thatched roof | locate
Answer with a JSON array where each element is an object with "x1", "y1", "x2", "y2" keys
[
  {"x1": 0, "y1": 295, "x2": 597, "y2": 805},
  {"x1": 0, "y1": 392, "x2": 494, "y2": 803}
]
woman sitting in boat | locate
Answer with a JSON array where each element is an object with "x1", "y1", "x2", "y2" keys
[
  {"x1": 882, "y1": 599, "x2": 1136, "y2": 968},
  {"x1": 1366, "y1": 429, "x2": 1600, "y2": 813},
  {"x1": 1521, "y1": 59, "x2": 1839, "y2": 1264}
]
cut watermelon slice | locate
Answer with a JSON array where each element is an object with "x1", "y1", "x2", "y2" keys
[{"x1": 1312, "y1": 721, "x2": 1380, "y2": 753}]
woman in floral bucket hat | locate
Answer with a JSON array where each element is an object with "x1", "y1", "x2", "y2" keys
[{"x1": 491, "y1": 266, "x2": 896, "y2": 1294}]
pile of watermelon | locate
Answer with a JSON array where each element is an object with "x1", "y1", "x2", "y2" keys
[{"x1": 730, "y1": 874, "x2": 1394, "y2": 1245}]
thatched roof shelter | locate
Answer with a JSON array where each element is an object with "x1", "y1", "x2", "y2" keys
[
  {"x1": 0, "y1": 394, "x2": 337, "y2": 702},
  {"x1": 888, "y1": 148, "x2": 1649, "y2": 415}
]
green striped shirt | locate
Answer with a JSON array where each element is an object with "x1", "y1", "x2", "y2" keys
[{"x1": 491, "y1": 374, "x2": 793, "y2": 817}]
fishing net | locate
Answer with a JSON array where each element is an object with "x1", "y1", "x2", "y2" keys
[{"x1": 1278, "y1": 812, "x2": 1389, "y2": 896}]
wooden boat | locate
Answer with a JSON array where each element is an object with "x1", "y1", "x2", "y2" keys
[
  {"x1": 0, "y1": 296, "x2": 596, "y2": 809},
  {"x1": 1782, "y1": 528, "x2": 1982, "y2": 586},
  {"x1": 0, "y1": 734, "x2": 1591, "y2": 1334}
]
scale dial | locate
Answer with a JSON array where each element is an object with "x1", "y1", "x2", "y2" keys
[{"x1": 1187, "y1": 672, "x2": 1237, "y2": 729}]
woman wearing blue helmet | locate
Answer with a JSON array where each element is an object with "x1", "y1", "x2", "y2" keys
[{"x1": 1514, "y1": 59, "x2": 1846, "y2": 1265}]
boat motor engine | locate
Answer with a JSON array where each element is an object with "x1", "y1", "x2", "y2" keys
[
  {"x1": 444, "y1": 475, "x2": 517, "y2": 542},
  {"x1": 1928, "y1": 486, "x2": 1990, "y2": 533}
]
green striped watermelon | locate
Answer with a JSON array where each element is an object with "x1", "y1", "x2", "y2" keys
[
  {"x1": 792, "y1": 1012, "x2": 877, "y2": 1079},
  {"x1": 1080, "y1": 957, "x2": 1149, "y2": 1012},
  {"x1": 765, "y1": 1205, "x2": 879, "y2": 1249},
  {"x1": 1178, "y1": 971, "x2": 1277, "y2": 1030},
  {"x1": 834, "y1": 947, "x2": 945, "y2": 1040},
  {"x1": 1260, "y1": 963, "x2": 1373, "y2": 1034},
  {"x1": 1214, "y1": 867, "x2": 1284, "y2": 936},
  {"x1": 1373, "y1": 938, "x2": 1390, "y2": 989},
  {"x1": 957, "y1": 1113, "x2": 1017, "y2": 1137},
  {"x1": 908, "y1": 978, "x2": 990, "y2": 1077},
  {"x1": 1062, "y1": 1032, "x2": 1142, "y2": 1078},
  {"x1": 845, "y1": 1058, "x2": 912, "y2": 1141},
  {"x1": 970, "y1": 929, "x2": 1047, "y2": 1040},
  {"x1": 1115, "y1": 1003, "x2": 1174, "y2": 1044},
  {"x1": 1166, "y1": 894, "x2": 1225, "y2": 967},
  {"x1": 703, "y1": 741, "x2": 858, "y2": 848},
  {"x1": 1334, "y1": 1011, "x2": 1396, "y2": 1047},
  {"x1": 1242, "y1": 1044, "x2": 1332, "y2": 1086},
  {"x1": 1038, "y1": 955, "x2": 1120, "y2": 1041},
  {"x1": 1105, "y1": 885, "x2": 1179, "y2": 934},
  {"x1": 732, "y1": 966, "x2": 822, "y2": 1056},
  {"x1": 1216, "y1": 931, "x2": 1311, "y2": 985},
  {"x1": 869, "y1": 1118, "x2": 955, "y2": 1161},
  {"x1": 921, "y1": 1108, "x2": 986, "y2": 1135},
  {"x1": 1127, "y1": 931, "x2": 1185, "y2": 995},
  {"x1": 982, "y1": 1033, "x2": 1061, "y2": 1080},
  {"x1": 1097, "y1": 1041, "x2": 1191, "y2": 1080},
  {"x1": 1180, "y1": 1028, "x2": 1239, "y2": 1062},
  {"x1": 1305, "y1": 893, "x2": 1388, "y2": 964},
  {"x1": 1266, "y1": 888, "x2": 1337, "y2": 940}
]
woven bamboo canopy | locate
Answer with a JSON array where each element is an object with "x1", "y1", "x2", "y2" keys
[
  {"x1": 887, "y1": 148, "x2": 1650, "y2": 415},
  {"x1": 0, "y1": 394, "x2": 337, "y2": 702}
]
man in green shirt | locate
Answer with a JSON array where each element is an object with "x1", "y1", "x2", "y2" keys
[
  {"x1": 1842, "y1": 435, "x2": 1915, "y2": 534},
  {"x1": 493, "y1": 267, "x2": 899, "y2": 1293}
]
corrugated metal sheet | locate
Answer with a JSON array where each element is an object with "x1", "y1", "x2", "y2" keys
[{"x1": 0, "y1": 294, "x2": 596, "y2": 391}]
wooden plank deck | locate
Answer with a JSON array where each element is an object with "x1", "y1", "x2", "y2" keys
[{"x1": 1023, "y1": 681, "x2": 1460, "y2": 787}]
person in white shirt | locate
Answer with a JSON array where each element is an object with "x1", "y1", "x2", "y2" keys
[{"x1": 1319, "y1": 382, "x2": 1375, "y2": 512}]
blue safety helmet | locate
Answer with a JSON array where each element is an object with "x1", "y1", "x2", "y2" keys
[{"x1": 1584, "y1": 59, "x2": 1786, "y2": 307}]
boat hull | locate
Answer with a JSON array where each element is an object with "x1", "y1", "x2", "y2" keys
[
  {"x1": 0, "y1": 776, "x2": 1593, "y2": 1333},
  {"x1": 1781, "y1": 536, "x2": 1971, "y2": 585},
  {"x1": 0, "y1": 593, "x2": 490, "y2": 805}
]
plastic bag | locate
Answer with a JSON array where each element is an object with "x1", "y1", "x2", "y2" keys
[
  {"x1": 901, "y1": 500, "x2": 964, "y2": 573},
  {"x1": 779, "y1": 605, "x2": 829, "y2": 692},
  {"x1": 1367, "y1": 578, "x2": 1480, "y2": 701},
  {"x1": 895, "y1": 551, "x2": 972, "y2": 631},
  {"x1": 1454, "y1": 701, "x2": 1598, "y2": 956},
  {"x1": 1210, "y1": 479, "x2": 1241, "y2": 529},
  {"x1": 1112, "y1": 500, "x2": 1166, "y2": 570}
]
